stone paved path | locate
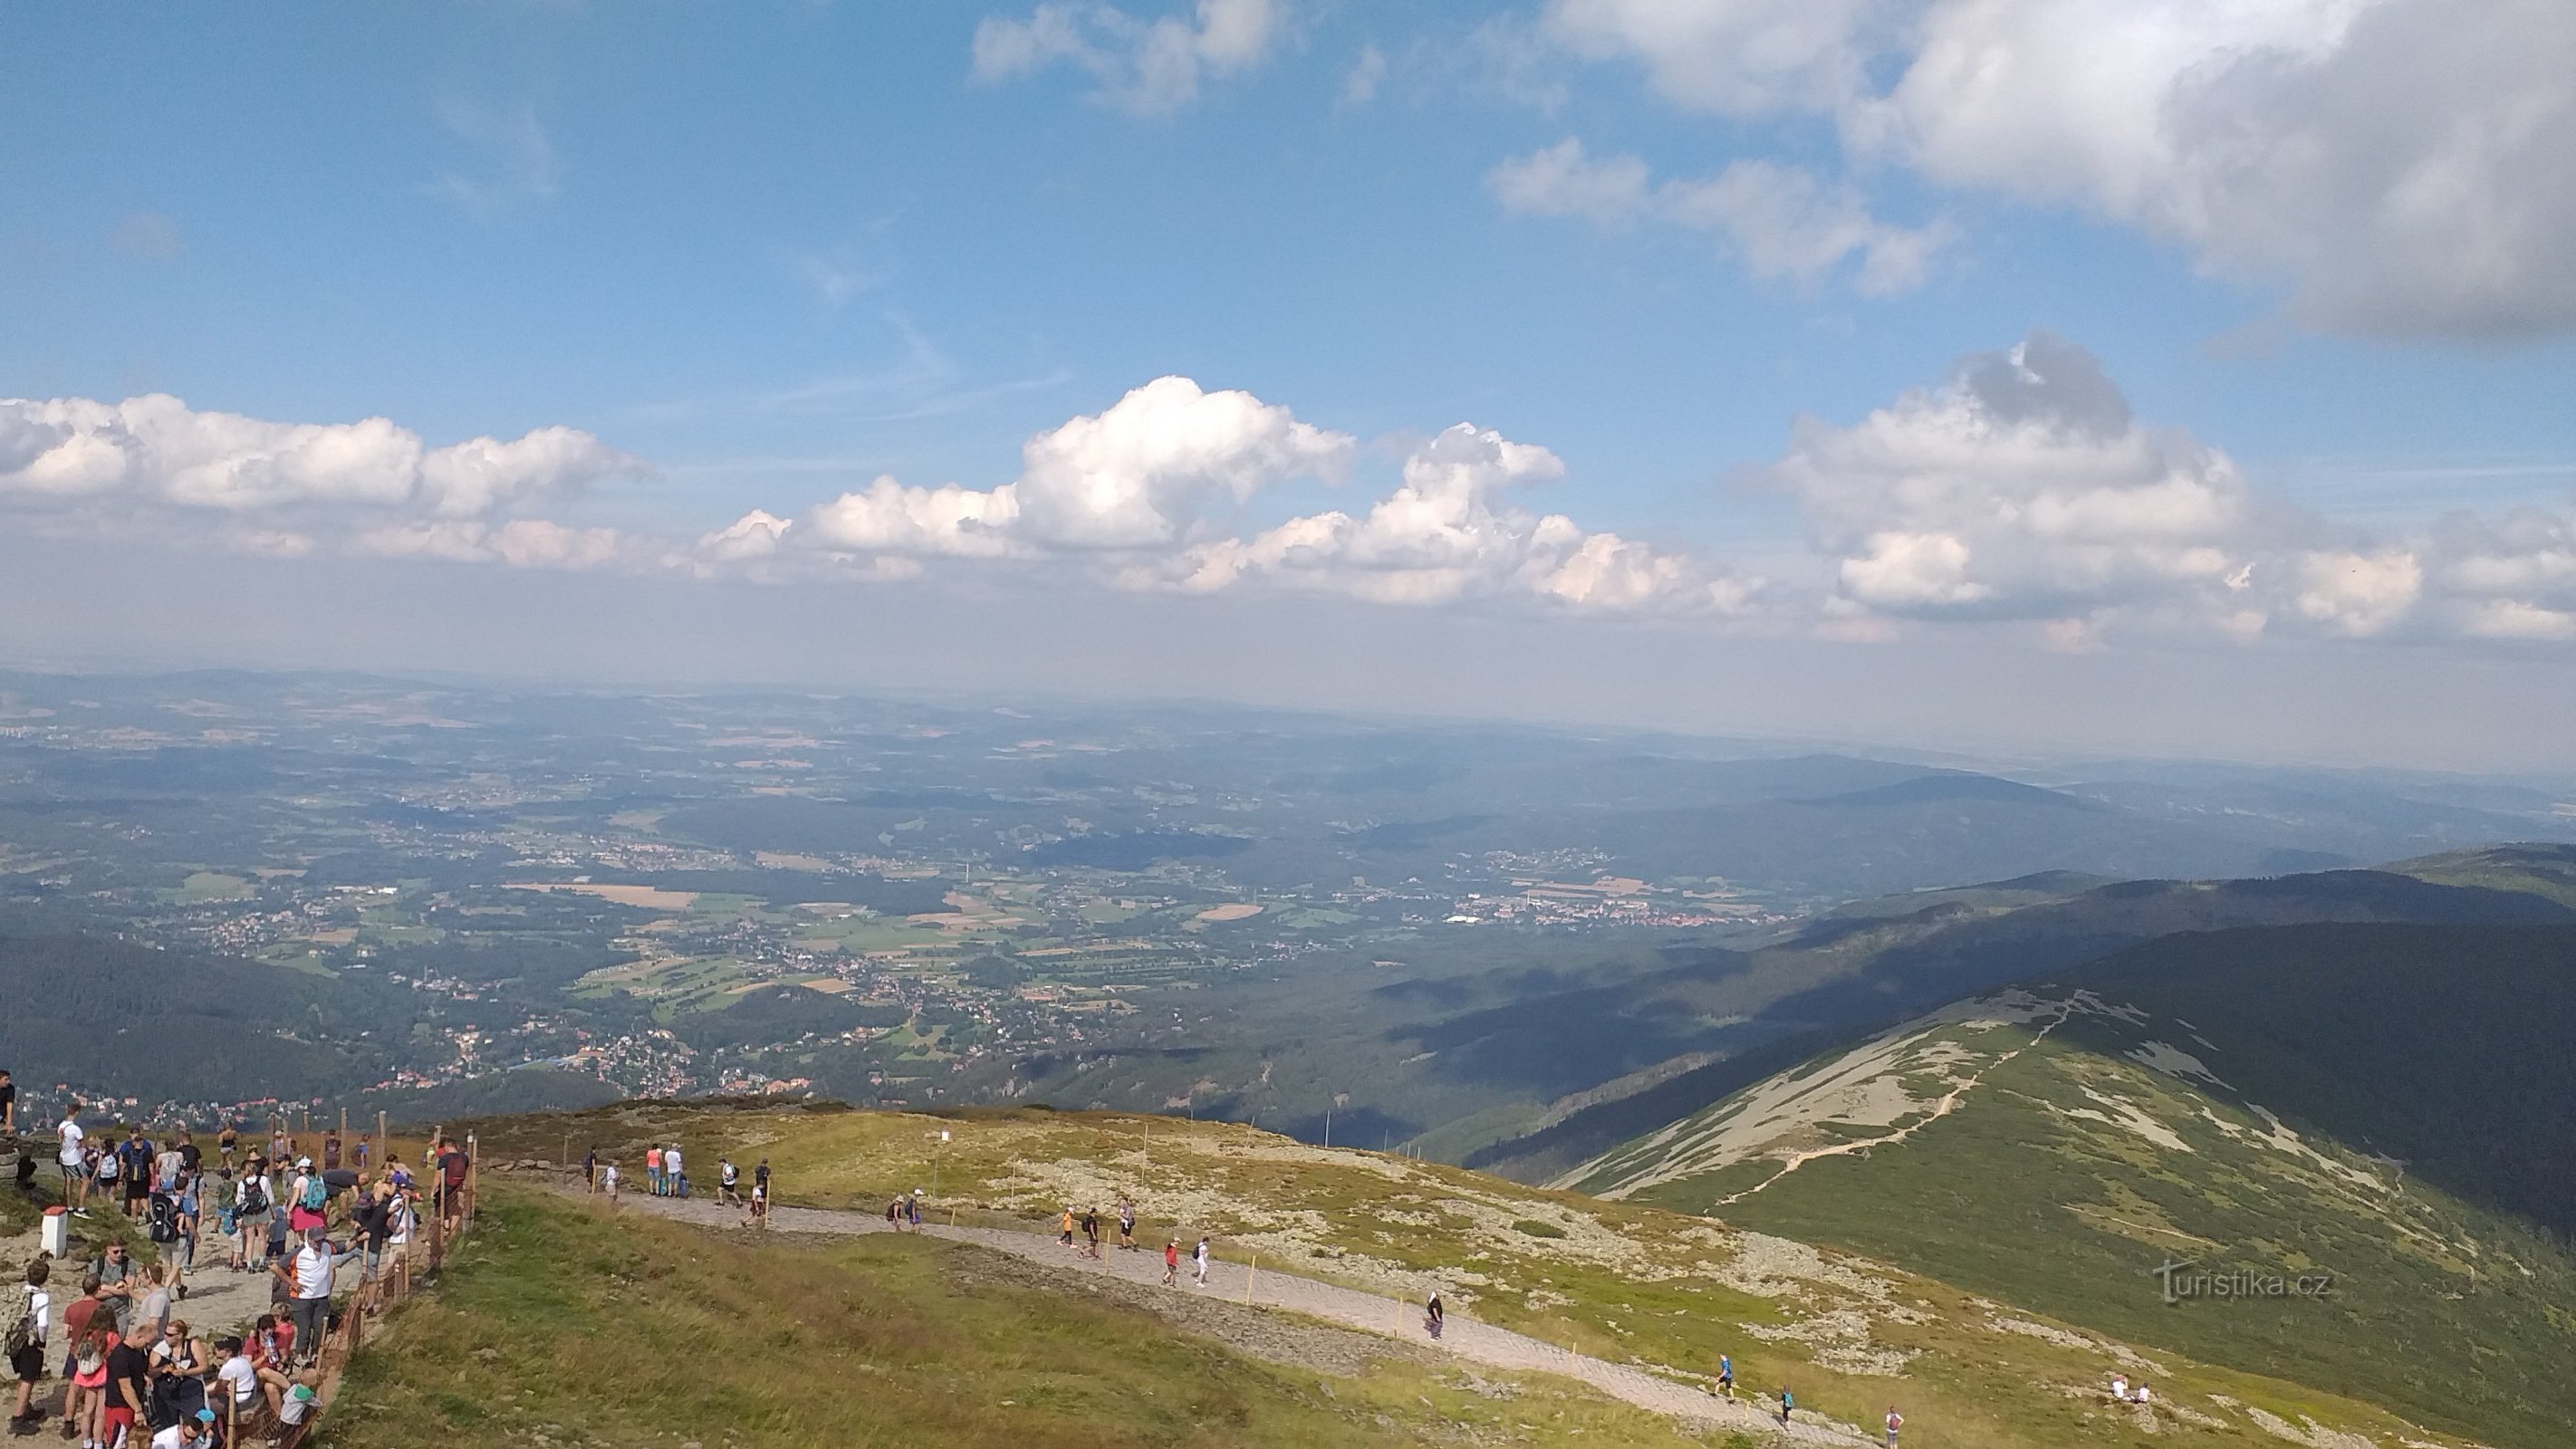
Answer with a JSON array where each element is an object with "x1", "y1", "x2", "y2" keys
[{"x1": 575, "y1": 1184, "x2": 1864, "y2": 1444}]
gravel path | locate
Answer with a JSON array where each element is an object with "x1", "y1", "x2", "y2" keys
[{"x1": 571, "y1": 1183, "x2": 1861, "y2": 1443}]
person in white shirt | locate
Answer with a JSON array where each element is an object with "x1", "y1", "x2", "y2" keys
[
  {"x1": 149, "y1": 1408, "x2": 212, "y2": 1446},
  {"x1": 57, "y1": 1107, "x2": 91, "y2": 1216},
  {"x1": 663, "y1": 1145, "x2": 684, "y2": 1198},
  {"x1": 271, "y1": 1229, "x2": 350, "y2": 1366},
  {"x1": 6, "y1": 1258, "x2": 49, "y2": 1428},
  {"x1": 213, "y1": 1338, "x2": 260, "y2": 1416}
]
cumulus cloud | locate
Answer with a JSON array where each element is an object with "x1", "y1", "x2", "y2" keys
[
  {"x1": 0, "y1": 395, "x2": 632, "y2": 517},
  {"x1": 973, "y1": 0, "x2": 1286, "y2": 114},
  {"x1": 1164, "y1": 424, "x2": 1758, "y2": 612},
  {"x1": 783, "y1": 376, "x2": 1349, "y2": 561},
  {"x1": 1491, "y1": 139, "x2": 1948, "y2": 294},
  {"x1": 1764, "y1": 331, "x2": 2271, "y2": 629},
  {"x1": 1761, "y1": 329, "x2": 2576, "y2": 646},
  {"x1": 1545, "y1": 0, "x2": 2576, "y2": 337},
  {"x1": 721, "y1": 379, "x2": 1748, "y2": 617}
]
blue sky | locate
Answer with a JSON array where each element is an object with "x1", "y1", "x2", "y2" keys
[{"x1": 5, "y1": 2, "x2": 2575, "y2": 764}]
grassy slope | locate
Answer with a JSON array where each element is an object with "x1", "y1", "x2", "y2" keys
[
  {"x1": 1575, "y1": 956, "x2": 2576, "y2": 1448},
  {"x1": 329, "y1": 1185, "x2": 1728, "y2": 1449},
  {"x1": 447, "y1": 1101, "x2": 2473, "y2": 1449}
]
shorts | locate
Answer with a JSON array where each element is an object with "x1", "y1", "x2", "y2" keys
[
  {"x1": 72, "y1": 1360, "x2": 107, "y2": 1391},
  {"x1": 124, "y1": 1180, "x2": 149, "y2": 1204},
  {"x1": 101, "y1": 1406, "x2": 135, "y2": 1437},
  {"x1": 8, "y1": 1344, "x2": 41, "y2": 1383}
]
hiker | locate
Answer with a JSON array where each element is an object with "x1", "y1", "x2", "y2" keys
[
  {"x1": 885, "y1": 1197, "x2": 902, "y2": 1230},
  {"x1": 1117, "y1": 1198, "x2": 1137, "y2": 1251},
  {"x1": 2111, "y1": 1372, "x2": 2129, "y2": 1403},
  {"x1": 1081, "y1": 1209, "x2": 1101, "y2": 1259},
  {"x1": 321, "y1": 1131, "x2": 341, "y2": 1176},
  {"x1": 91, "y1": 1243, "x2": 137, "y2": 1337},
  {"x1": 286, "y1": 1159, "x2": 329, "y2": 1239},
  {"x1": 717, "y1": 1158, "x2": 739, "y2": 1207},
  {"x1": 148, "y1": 1318, "x2": 211, "y2": 1427},
  {"x1": 101, "y1": 1326, "x2": 150, "y2": 1449},
  {"x1": 753, "y1": 1159, "x2": 770, "y2": 1204},
  {"x1": 584, "y1": 1147, "x2": 599, "y2": 1194},
  {"x1": 59, "y1": 1272, "x2": 109, "y2": 1441},
  {"x1": 147, "y1": 1406, "x2": 215, "y2": 1447},
  {"x1": 907, "y1": 1193, "x2": 921, "y2": 1232},
  {"x1": 601, "y1": 1161, "x2": 620, "y2": 1202},
  {"x1": 1193, "y1": 1237, "x2": 1210, "y2": 1288},
  {"x1": 1424, "y1": 1291, "x2": 1444, "y2": 1340},
  {"x1": 1716, "y1": 1352, "x2": 1733, "y2": 1398},
  {"x1": 0, "y1": 1069, "x2": 13, "y2": 1135},
  {"x1": 351, "y1": 1184, "x2": 395, "y2": 1282},
  {"x1": 213, "y1": 1335, "x2": 259, "y2": 1425},
  {"x1": 1160, "y1": 1241, "x2": 1179, "y2": 1287},
  {"x1": 215, "y1": 1128, "x2": 236, "y2": 1173},
  {"x1": 1779, "y1": 1387, "x2": 1795, "y2": 1426},
  {"x1": 2135, "y1": 1383, "x2": 2153, "y2": 1407},
  {"x1": 119, "y1": 1128, "x2": 157, "y2": 1223},
  {"x1": 436, "y1": 1137, "x2": 469, "y2": 1221},
  {"x1": 664, "y1": 1145, "x2": 685, "y2": 1199},
  {"x1": 171, "y1": 1176, "x2": 202, "y2": 1295},
  {"x1": 233, "y1": 1168, "x2": 273, "y2": 1272},
  {"x1": 55, "y1": 1105, "x2": 90, "y2": 1218},
  {"x1": 645, "y1": 1146, "x2": 663, "y2": 1198},
  {"x1": 355, "y1": 1135, "x2": 372, "y2": 1171},
  {"x1": 5, "y1": 1256, "x2": 49, "y2": 1432},
  {"x1": 743, "y1": 1181, "x2": 768, "y2": 1230},
  {"x1": 274, "y1": 1229, "x2": 350, "y2": 1366},
  {"x1": 1886, "y1": 1406, "x2": 1904, "y2": 1445},
  {"x1": 1059, "y1": 1208, "x2": 1075, "y2": 1249}
]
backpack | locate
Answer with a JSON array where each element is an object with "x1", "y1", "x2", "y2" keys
[
  {"x1": 240, "y1": 1178, "x2": 269, "y2": 1215},
  {"x1": 1, "y1": 1283, "x2": 34, "y2": 1358},
  {"x1": 300, "y1": 1175, "x2": 329, "y2": 1212},
  {"x1": 149, "y1": 1194, "x2": 180, "y2": 1243}
]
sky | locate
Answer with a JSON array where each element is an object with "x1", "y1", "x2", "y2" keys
[{"x1": 4, "y1": 2, "x2": 2575, "y2": 768}]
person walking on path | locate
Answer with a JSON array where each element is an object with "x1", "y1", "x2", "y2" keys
[
  {"x1": 1716, "y1": 1353, "x2": 1733, "y2": 1399},
  {"x1": 906, "y1": 1192, "x2": 921, "y2": 1232},
  {"x1": 1885, "y1": 1406, "x2": 1904, "y2": 1445},
  {"x1": 1160, "y1": 1241, "x2": 1179, "y2": 1287},
  {"x1": 1424, "y1": 1291, "x2": 1444, "y2": 1340},
  {"x1": 601, "y1": 1162, "x2": 620, "y2": 1203},
  {"x1": 56, "y1": 1105, "x2": 90, "y2": 1218},
  {"x1": 1080, "y1": 1209, "x2": 1101, "y2": 1260},
  {"x1": 1117, "y1": 1199, "x2": 1137, "y2": 1251},
  {"x1": 584, "y1": 1147, "x2": 599, "y2": 1194},
  {"x1": 717, "y1": 1158, "x2": 739, "y2": 1208},
  {"x1": 1779, "y1": 1387, "x2": 1795, "y2": 1427},
  {"x1": 1192, "y1": 1237, "x2": 1211, "y2": 1288},
  {"x1": 5, "y1": 1256, "x2": 50, "y2": 1432},
  {"x1": 1058, "y1": 1209, "x2": 1076, "y2": 1250}
]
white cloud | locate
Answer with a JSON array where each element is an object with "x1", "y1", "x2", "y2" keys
[
  {"x1": 1763, "y1": 330, "x2": 2277, "y2": 631},
  {"x1": 1491, "y1": 139, "x2": 1948, "y2": 293},
  {"x1": 1162, "y1": 423, "x2": 1758, "y2": 613},
  {"x1": 2294, "y1": 549, "x2": 2423, "y2": 637},
  {"x1": 973, "y1": 0, "x2": 1286, "y2": 115},
  {"x1": 1549, "y1": 0, "x2": 2576, "y2": 337},
  {"x1": 1544, "y1": 0, "x2": 1877, "y2": 115},
  {"x1": 0, "y1": 394, "x2": 630, "y2": 517}
]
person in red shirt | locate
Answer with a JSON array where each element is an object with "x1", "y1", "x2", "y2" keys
[
  {"x1": 435, "y1": 1139, "x2": 469, "y2": 1221},
  {"x1": 1160, "y1": 1240, "x2": 1180, "y2": 1288}
]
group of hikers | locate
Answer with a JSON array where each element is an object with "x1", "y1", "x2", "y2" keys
[
  {"x1": 5, "y1": 1086, "x2": 471, "y2": 1447},
  {"x1": 1705, "y1": 1353, "x2": 1904, "y2": 1443},
  {"x1": 582, "y1": 1144, "x2": 772, "y2": 1228}
]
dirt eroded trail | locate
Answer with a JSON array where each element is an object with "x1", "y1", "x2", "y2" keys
[{"x1": 572, "y1": 1184, "x2": 1863, "y2": 1443}]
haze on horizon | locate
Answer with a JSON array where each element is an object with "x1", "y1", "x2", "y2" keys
[{"x1": 5, "y1": 2, "x2": 2574, "y2": 771}]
